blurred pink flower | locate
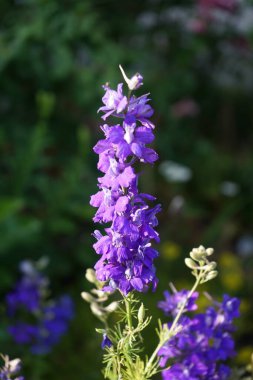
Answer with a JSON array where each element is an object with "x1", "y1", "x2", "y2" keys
[
  {"x1": 198, "y1": 0, "x2": 238, "y2": 12},
  {"x1": 171, "y1": 98, "x2": 199, "y2": 118},
  {"x1": 187, "y1": 18, "x2": 207, "y2": 34}
]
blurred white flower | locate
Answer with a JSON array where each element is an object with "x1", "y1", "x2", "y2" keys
[
  {"x1": 159, "y1": 161, "x2": 192, "y2": 183},
  {"x1": 137, "y1": 11, "x2": 158, "y2": 29},
  {"x1": 220, "y1": 181, "x2": 239, "y2": 196},
  {"x1": 168, "y1": 195, "x2": 185, "y2": 214},
  {"x1": 236, "y1": 235, "x2": 253, "y2": 257}
]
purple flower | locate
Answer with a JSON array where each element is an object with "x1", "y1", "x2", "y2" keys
[
  {"x1": 158, "y1": 291, "x2": 240, "y2": 380},
  {"x1": 8, "y1": 323, "x2": 38, "y2": 345},
  {"x1": 6, "y1": 262, "x2": 46, "y2": 316},
  {"x1": 222, "y1": 294, "x2": 240, "y2": 319},
  {"x1": 128, "y1": 94, "x2": 154, "y2": 128},
  {"x1": 101, "y1": 333, "x2": 113, "y2": 349},
  {"x1": 6, "y1": 260, "x2": 74, "y2": 355},
  {"x1": 158, "y1": 289, "x2": 199, "y2": 317},
  {"x1": 91, "y1": 68, "x2": 160, "y2": 294},
  {"x1": 98, "y1": 83, "x2": 128, "y2": 120}
]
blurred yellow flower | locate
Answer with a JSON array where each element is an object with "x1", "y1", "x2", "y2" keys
[
  {"x1": 197, "y1": 294, "x2": 212, "y2": 311},
  {"x1": 236, "y1": 346, "x2": 253, "y2": 365},
  {"x1": 219, "y1": 251, "x2": 244, "y2": 291},
  {"x1": 240, "y1": 298, "x2": 250, "y2": 314},
  {"x1": 161, "y1": 241, "x2": 181, "y2": 260}
]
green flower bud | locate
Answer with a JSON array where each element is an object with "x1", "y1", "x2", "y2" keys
[
  {"x1": 206, "y1": 248, "x2": 214, "y2": 256},
  {"x1": 91, "y1": 289, "x2": 108, "y2": 302},
  {"x1": 138, "y1": 303, "x2": 145, "y2": 323},
  {"x1": 81, "y1": 291, "x2": 95, "y2": 303},
  {"x1": 185, "y1": 258, "x2": 199, "y2": 270},
  {"x1": 203, "y1": 270, "x2": 218, "y2": 283},
  {"x1": 104, "y1": 301, "x2": 118, "y2": 313},
  {"x1": 207, "y1": 261, "x2": 217, "y2": 271},
  {"x1": 200, "y1": 261, "x2": 217, "y2": 272},
  {"x1": 85, "y1": 268, "x2": 97, "y2": 284},
  {"x1": 95, "y1": 328, "x2": 105, "y2": 334},
  {"x1": 90, "y1": 303, "x2": 105, "y2": 318},
  {"x1": 198, "y1": 245, "x2": 206, "y2": 253},
  {"x1": 190, "y1": 251, "x2": 206, "y2": 262}
]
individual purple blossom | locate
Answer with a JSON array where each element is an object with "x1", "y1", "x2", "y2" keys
[
  {"x1": 158, "y1": 288, "x2": 199, "y2": 317},
  {"x1": 0, "y1": 355, "x2": 24, "y2": 380},
  {"x1": 158, "y1": 291, "x2": 240, "y2": 380},
  {"x1": 101, "y1": 333, "x2": 113, "y2": 349},
  {"x1": 98, "y1": 83, "x2": 128, "y2": 120},
  {"x1": 128, "y1": 95, "x2": 155, "y2": 129},
  {"x1": 6, "y1": 260, "x2": 74, "y2": 355},
  {"x1": 91, "y1": 67, "x2": 160, "y2": 295}
]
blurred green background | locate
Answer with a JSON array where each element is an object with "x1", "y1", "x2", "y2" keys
[{"x1": 1, "y1": 0, "x2": 253, "y2": 378}]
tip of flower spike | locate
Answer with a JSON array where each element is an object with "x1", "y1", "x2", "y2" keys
[{"x1": 119, "y1": 64, "x2": 143, "y2": 91}]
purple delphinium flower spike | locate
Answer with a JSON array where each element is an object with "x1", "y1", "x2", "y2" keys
[
  {"x1": 6, "y1": 260, "x2": 74, "y2": 355},
  {"x1": 158, "y1": 291, "x2": 240, "y2": 380},
  {"x1": 91, "y1": 66, "x2": 160, "y2": 295}
]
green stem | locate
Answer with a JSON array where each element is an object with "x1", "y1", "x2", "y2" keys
[
  {"x1": 168, "y1": 273, "x2": 201, "y2": 336},
  {"x1": 124, "y1": 295, "x2": 133, "y2": 331},
  {"x1": 145, "y1": 273, "x2": 202, "y2": 376}
]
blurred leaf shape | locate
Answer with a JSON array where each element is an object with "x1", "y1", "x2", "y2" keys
[{"x1": 0, "y1": 198, "x2": 23, "y2": 222}]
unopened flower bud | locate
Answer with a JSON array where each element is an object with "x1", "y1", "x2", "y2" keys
[
  {"x1": 185, "y1": 258, "x2": 199, "y2": 270},
  {"x1": 206, "y1": 248, "x2": 214, "y2": 256},
  {"x1": 104, "y1": 301, "x2": 118, "y2": 313},
  {"x1": 204, "y1": 270, "x2": 218, "y2": 282},
  {"x1": 137, "y1": 303, "x2": 145, "y2": 323},
  {"x1": 206, "y1": 261, "x2": 217, "y2": 271},
  {"x1": 91, "y1": 289, "x2": 108, "y2": 302},
  {"x1": 198, "y1": 245, "x2": 206, "y2": 254},
  {"x1": 85, "y1": 268, "x2": 97, "y2": 284},
  {"x1": 81, "y1": 291, "x2": 95, "y2": 303},
  {"x1": 95, "y1": 328, "x2": 105, "y2": 334},
  {"x1": 91, "y1": 289, "x2": 105, "y2": 297},
  {"x1": 90, "y1": 302, "x2": 105, "y2": 318},
  {"x1": 119, "y1": 65, "x2": 143, "y2": 90},
  {"x1": 190, "y1": 250, "x2": 206, "y2": 261}
]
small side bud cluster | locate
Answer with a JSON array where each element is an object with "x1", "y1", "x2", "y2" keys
[
  {"x1": 82, "y1": 269, "x2": 118, "y2": 323},
  {"x1": 185, "y1": 245, "x2": 218, "y2": 283}
]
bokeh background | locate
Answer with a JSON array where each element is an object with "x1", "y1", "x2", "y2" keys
[{"x1": 1, "y1": 0, "x2": 253, "y2": 378}]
